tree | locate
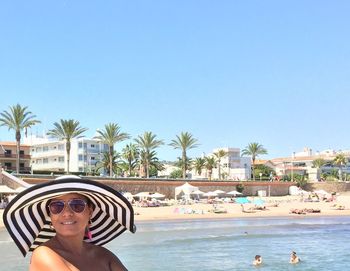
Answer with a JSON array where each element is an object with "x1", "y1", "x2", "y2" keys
[
  {"x1": 193, "y1": 157, "x2": 206, "y2": 176},
  {"x1": 122, "y1": 143, "x2": 139, "y2": 177},
  {"x1": 0, "y1": 104, "x2": 41, "y2": 173},
  {"x1": 94, "y1": 123, "x2": 130, "y2": 177},
  {"x1": 47, "y1": 119, "x2": 87, "y2": 174},
  {"x1": 169, "y1": 132, "x2": 199, "y2": 178},
  {"x1": 241, "y1": 142, "x2": 268, "y2": 181},
  {"x1": 213, "y1": 149, "x2": 227, "y2": 180},
  {"x1": 134, "y1": 132, "x2": 163, "y2": 178},
  {"x1": 95, "y1": 151, "x2": 122, "y2": 176},
  {"x1": 333, "y1": 154, "x2": 347, "y2": 181},
  {"x1": 312, "y1": 158, "x2": 326, "y2": 169},
  {"x1": 204, "y1": 156, "x2": 216, "y2": 180}
]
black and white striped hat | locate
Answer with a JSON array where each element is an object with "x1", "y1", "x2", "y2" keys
[{"x1": 3, "y1": 176, "x2": 136, "y2": 257}]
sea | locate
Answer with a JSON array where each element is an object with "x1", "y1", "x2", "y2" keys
[{"x1": 1, "y1": 216, "x2": 349, "y2": 271}]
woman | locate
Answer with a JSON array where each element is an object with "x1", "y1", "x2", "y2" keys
[{"x1": 3, "y1": 176, "x2": 136, "y2": 271}]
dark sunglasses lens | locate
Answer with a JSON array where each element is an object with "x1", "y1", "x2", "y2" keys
[
  {"x1": 69, "y1": 199, "x2": 86, "y2": 213},
  {"x1": 49, "y1": 201, "x2": 65, "y2": 214}
]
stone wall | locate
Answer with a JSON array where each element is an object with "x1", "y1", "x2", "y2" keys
[
  {"x1": 305, "y1": 182, "x2": 350, "y2": 193},
  {"x1": 21, "y1": 175, "x2": 293, "y2": 197}
]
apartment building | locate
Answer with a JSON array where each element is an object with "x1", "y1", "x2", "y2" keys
[
  {"x1": 159, "y1": 147, "x2": 252, "y2": 180},
  {"x1": 25, "y1": 136, "x2": 109, "y2": 173},
  {"x1": 0, "y1": 141, "x2": 31, "y2": 173}
]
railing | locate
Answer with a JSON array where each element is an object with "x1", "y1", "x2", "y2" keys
[
  {"x1": 3, "y1": 166, "x2": 32, "y2": 173},
  {"x1": 0, "y1": 154, "x2": 31, "y2": 159}
]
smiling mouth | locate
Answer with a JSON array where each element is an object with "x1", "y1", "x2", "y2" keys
[{"x1": 61, "y1": 221, "x2": 76, "y2": 225}]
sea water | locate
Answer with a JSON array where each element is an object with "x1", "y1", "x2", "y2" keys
[{"x1": 1, "y1": 216, "x2": 349, "y2": 271}]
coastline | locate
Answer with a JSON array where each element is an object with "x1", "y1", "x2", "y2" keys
[{"x1": 1, "y1": 195, "x2": 349, "y2": 229}]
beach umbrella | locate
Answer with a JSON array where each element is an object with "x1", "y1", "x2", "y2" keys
[
  {"x1": 253, "y1": 198, "x2": 265, "y2": 206},
  {"x1": 203, "y1": 191, "x2": 218, "y2": 198},
  {"x1": 191, "y1": 190, "x2": 205, "y2": 195},
  {"x1": 134, "y1": 192, "x2": 150, "y2": 200},
  {"x1": 213, "y1": 190, "x2": 226, "y2": 194},
  {"x1": 235, "y1": 197, "x2": 250, "y2": 204},
  {"x1": 150, "y1": 192, "x2": 165, "y2": 198},
  {"x1": 0, "y1": 185, "x2": 16, "y2": 194},
  {"x1": 227, "y1": 190, "x2": 243, "y2": 196}
]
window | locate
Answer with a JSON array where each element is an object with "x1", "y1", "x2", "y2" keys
[
  {"x1": 78, "y1": 167, "x2": 83, "y2": 172},
  {"x1": 43, "y1": 158, "x2": 48, "y2": 164},
  {"x1": 20, "y1": 163, "x2": 25, "y2": 167},
  {"x1": 58, "y1": 144, "x2": 64, "y2": 150},
  {"x1": 91, "y1": 156, "x2": 95, "y2": 160},
  {"x1": 31, "y1": 148, "x2": 35, "y2": 152},
  {"x1": 5, "y1": 149, "x2": 11, "y2": 156},
  {"x1": 78, "y1": 142, "x2": 83, "y2": 148},
  {"x1": 79, "y1": 154, "x2": 83, "y2": 161},
  {"x1": 58, "y1": 157, "x2": 64, "y2": 162},
  {"x1": 36, "y1": 147, "x2": 42, "y2": 152},
  {"x1": 20, "y1": 150, "x2": 25, "y2": 155},
  {"x1": 91, "y1": 144, "x2": 95, "y2": 148},
  {"x1": 43, "y1": 146, "x2": 48, "y2": 152}
]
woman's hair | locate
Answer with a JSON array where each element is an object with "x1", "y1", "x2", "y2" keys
[{"x1": 255, "y1": 255, "x2": 261, "y2": 260}]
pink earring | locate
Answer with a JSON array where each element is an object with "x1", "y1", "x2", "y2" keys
[{"x1": 85, "y1": 219, "x2": 93, "y2": 240}]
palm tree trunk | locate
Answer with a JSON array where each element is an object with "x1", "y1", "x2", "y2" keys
[
  {"x1": 218, "y1": 159, "x2": 221, "y2": 180},
  {"x1": 252, "y1": 158, "x2": 256, "y2": 181},
  {"x1": 182, "y1": 151, "x2": 186, "y2": 179},
  {"x1": 16, "y1": 130, "x2": 21, "y2": 174},
  {"x1": 109, "y1": 146, "x2": 113, "y2": 177},
  {"x1": 66, "y1": 141, "x2": 71, "y2": 174}
]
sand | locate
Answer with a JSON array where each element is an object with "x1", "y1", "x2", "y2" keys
[
  {"x1": 133, "y1": 194, "x2": 350, "y2": 222},
  {"x1": 1, "y1": 195, "x2": 349, "y2": 229}
]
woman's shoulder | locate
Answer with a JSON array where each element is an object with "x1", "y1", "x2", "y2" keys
[{"x1": 30, "y1": 245, "x2": 77, "y2": 271}]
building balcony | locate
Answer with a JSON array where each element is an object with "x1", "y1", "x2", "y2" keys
[
  {"x1": 2, "y1": 166, "x2": 32, "y2": 173},
  {"x1": 0, "y1": 153, "x2": 31, "y2": 159}
]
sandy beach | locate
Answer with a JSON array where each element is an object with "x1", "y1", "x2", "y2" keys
[
  {"x1": 132, "y1": 194, "x2": 350, "y2": 222},
  {"x1": 1, "y1": 195, "x2": 349, "y2": 229}
]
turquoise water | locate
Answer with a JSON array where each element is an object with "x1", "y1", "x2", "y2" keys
[{"x1": 1, "y1": 216, "x2": 349, "y2": 270}]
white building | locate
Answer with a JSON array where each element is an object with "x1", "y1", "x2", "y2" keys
[
  {"x1": 159, "y1": 147, "x2": 252, "y2": 180},
  {"x1": 24, "y1": 135, "x2": 108, "y2": 173},
  {"x1": 197, "y1": 147, "x2": 251, "y2": 180}
]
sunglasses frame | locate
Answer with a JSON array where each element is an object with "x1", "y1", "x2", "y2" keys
[{"x1": 48, "y1": 198, "x2": 88, "y2": 215}]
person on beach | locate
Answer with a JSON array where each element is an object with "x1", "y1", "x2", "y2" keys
[
  {"x1": 289, "y1": 251, "x2": 300, "y2": 264},
  {"x1": 3, "y1": 176, "x2": 136, "y2": 271},
  {"x1": 253, "y1": 255, "x2": 262, "y2": 266}
]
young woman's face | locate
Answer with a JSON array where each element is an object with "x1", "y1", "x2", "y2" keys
[{"x1": 49, "y1": 193, "x2": 92, "y2": 237}]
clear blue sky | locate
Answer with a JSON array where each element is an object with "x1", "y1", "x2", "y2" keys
[{"x1": 0, "y1": 1, "x2": 349, "y2": 161}]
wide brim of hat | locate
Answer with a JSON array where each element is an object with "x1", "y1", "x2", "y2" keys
[{"x1": 3, "y1": 177, "x2": 136, "y2": 257}]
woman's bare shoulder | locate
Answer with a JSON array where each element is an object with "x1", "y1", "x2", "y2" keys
[{"x1": 30, "y1": 245, "x2": 76, "y2": 271}]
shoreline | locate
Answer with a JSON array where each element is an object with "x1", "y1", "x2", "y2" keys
[{"x1": 1, "y1": 195, "x2": 349, "y2": 229}]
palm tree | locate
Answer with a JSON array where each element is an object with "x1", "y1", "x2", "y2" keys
[
  {"x1": 94, "y1": 123, "x2": 130, "y2": 177},
  {"x1": 95, "y1": 151, "x2": 122, "y2": 176},
  {"x1": 122, "y1": 143, "x2": 139, "y2": 176},
  {"x1": 193, "y1": 157, "x2": 206, "y2": 176},
  {"x1": 169, "y1": 132, "x2": 199, "y2": 178},
  {"x1": 214, "y1": 149, "x2": 227, "y2": 180},
  {"x1": 0, "y1": 104, "x2": 40, "y2": 173},
  {"x1": 312, "y1": 158, "x2": 326, "y2": 168},
  {"x1": 204, "y1": 156, "x2": 216, "y2": 181},
  {"x1": 333, "y1": 154, "x2": 347, "y2": 181},
  {"x1": 47, "y1": 119, "x2": 87, "y2": 174},
  {"x1": 138, "y1": 149, "x2": 164, "y2": 177},
  {"x1": 241, "y1": 142, "x2": 268, "y2": 181},
  {"x1": 134, "y1": 131, "x2": 163, "y2": 178},
  {"x1": 312, "y1": 158, "x2": 326, "y2": 181}
]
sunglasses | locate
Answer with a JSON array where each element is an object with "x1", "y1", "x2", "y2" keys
[{"x1": 49, "y1": 199, "x2": 87, "y2": 215}]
